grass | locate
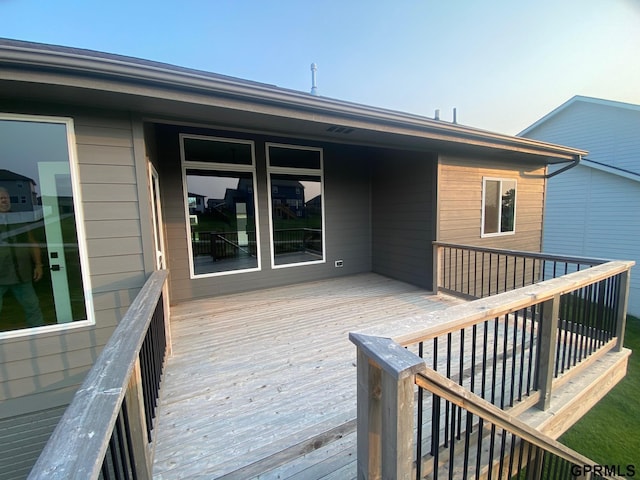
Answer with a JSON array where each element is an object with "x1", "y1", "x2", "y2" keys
[{"x1": 559, "y1": 315, "x2": 640, "y2": 467}]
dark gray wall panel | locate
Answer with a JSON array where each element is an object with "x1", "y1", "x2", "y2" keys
[
  {"x1": 155, "y1": 125, "x2": 373, "y2": 303},
  {"x1": 371, "y1": 151, "x2": 436, "y2": 289}
]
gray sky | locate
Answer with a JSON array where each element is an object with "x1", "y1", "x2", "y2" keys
[{"x1": 2, "y1": 0, "x2": 639, "y2": 134}]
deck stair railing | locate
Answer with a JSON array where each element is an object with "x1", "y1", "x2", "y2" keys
[
  {"x1": 351, "y1": 257, "x2": 633, "y2": 479},
  {"x1": 433, "y1": 241, "x2": 609, "y2": 299},
  {"x1": 29, "y1": 270, "x2": 169, "y2": 480}
]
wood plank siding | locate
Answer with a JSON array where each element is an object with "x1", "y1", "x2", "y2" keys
[
  {"x1": 0, "y1": 105, "x2": 153, "y2": 479},
  {"x1": 436, "y1": 155, "x2": 547, "y2": 251}
]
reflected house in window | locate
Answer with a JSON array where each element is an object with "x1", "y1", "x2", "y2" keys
[
  {"x1": 187, "y1": 192, "x2": 206, "y2": 214},
  {"x1": 0, "y1": 169, "x2": 38, "y2": 213},
  {"x1": 224, "y1": 177, "x2": 256, "y2": 217},
  {"x1": 306, "y1": 194, "x2": 322, "y2": 216},
  {"x1": 271, "y1": 178, "x2": 305, "y2": 219}
]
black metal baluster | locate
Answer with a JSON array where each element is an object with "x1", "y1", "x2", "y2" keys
[
  {"x1": 416, "y1": 342, "x2": 423, "y2": 480},
  {"x1": 448, "y1": 402, "x2": 456, "y2": 480},
  {"x1": 497, "y1": 427, "x2": 507, "y2": 479},
  {"x1": 486, "y1": 424, "x2": 496, "y2": 479},
  {"x1": 482, "y1": 321, "x2": 489, "y2": 401},
  {"x1": 518, "y1": 309, "x2": 527, "y2": 401},
  {"x1": 527, "y1": 305, "x2": 536, "y2": 395},
  {"x1": 500, "y1": 314, "x2": 508, "y2": 409},
  {"x1": 444, "y1": 333, "x2": 452, "y2": 445},
  {"x1": 510, "y1": 310, "x2": 518, "y2": 406},
  {"x1": 491, "y1": 317, "x2": 498, "y2": 405}
]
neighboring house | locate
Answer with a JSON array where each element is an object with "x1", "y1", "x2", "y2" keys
[
  {"x1": 270, "y1": 178, "x2": 306, "y2": 218},
  {"x1": 519, "y1": 95, "x2": 640, "y2": 316},
  {"x1": 0, "y1": 169, "x2": 38, "y2": 213},
  {"x1": 187, "y1": 192, "x2": 206, "y2": 214},
  {"x1": 0, "y1": 38, "x2": 585, "y2": 478}
]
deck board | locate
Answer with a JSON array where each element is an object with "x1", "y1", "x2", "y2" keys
[{"x1": 152, "y1": 273, "x2": 460, "y2": 479}]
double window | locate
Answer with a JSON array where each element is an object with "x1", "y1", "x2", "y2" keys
[
  {"x1": 482, "y1": 178, "x2": 517, "y2": 236},
  {"x1": 267, "y1": 144, "x2": 325, "y2": 268},
  {"x1": 180, "y1": 137, "x2": 325, "y2": 276},
  {"x1": 180, "y1": 135, "x2": 260, "y2": 277},
  {"x1": 0, "y1": 114, "x2": 93, "y2": 337}
]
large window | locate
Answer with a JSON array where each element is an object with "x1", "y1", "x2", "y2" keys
[
  {"x1": 0, "y1": 114, "x2": 93, "y2": 337},
  {"x1": 267, "y1": 144, "x2": 324, "y2": 267},
  {"x1": 482, "y1": 178, "x2": 516, "y2": 236},
  {"x1": 180, "y1": 135, "x2": 260, "y2": 277}
]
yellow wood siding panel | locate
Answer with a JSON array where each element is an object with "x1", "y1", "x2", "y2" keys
[{"x1": 437, "y1": 155, "x2": 546, "y2": 252}]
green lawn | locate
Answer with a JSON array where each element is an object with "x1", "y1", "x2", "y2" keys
[{"x1": 559, "y1": 315, "x2": 640, "y2": 467}]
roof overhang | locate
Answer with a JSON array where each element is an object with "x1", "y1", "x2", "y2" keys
[{"x1": 0, "y1": 39, "x2": 587, "y2": 164}]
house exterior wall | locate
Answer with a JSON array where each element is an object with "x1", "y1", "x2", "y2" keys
[
  {"x1": 524, "y1": 101, "x2": 640, "y2": 172},
  {"x1": 436, "y1": 154, "x2": 546, "y2": 251},
  {"x1": 522, "y1": 99, "x2": 640, "y2": 316},
  {"x1": 0, "y1": 105, "x2": 154, "y2": 479},
  {"x1": 371, "y1": 151, "x2": 437, "y2": 289},
  {"x1": 153, "y1": 124, "x2": 373, "y2": 303},
  {"x1": 543, "y1": 165, "x2": 640, "y2": 316}
]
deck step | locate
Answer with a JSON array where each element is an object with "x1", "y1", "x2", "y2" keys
[
  {"x1": 215, "y1": 419, "x2": 356, "y2": 480},
  {"x1": 518, "y1": 347, "x2": 630, "y2": 439}
]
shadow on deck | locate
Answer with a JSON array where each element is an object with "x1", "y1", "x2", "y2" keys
[{"x1": 152, "y1": 273, "x2": 461, "y2": 479}]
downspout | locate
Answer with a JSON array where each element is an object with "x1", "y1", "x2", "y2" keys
[{"x1": 545, "y1": 154, "x2": 581, "y2": 178}]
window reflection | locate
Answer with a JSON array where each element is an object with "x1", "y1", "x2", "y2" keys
[
  {"x1": 186, "y1": 171, "x2": 258, "y2": 275},
  {"x1": 270, "y1": 174, "x2": 323, "y2": 265},
  {"x1": 0, "y1": 118, "x2": 88, "y2": 333},
  {"x1": 267, "y1": 144, "x2": 324, "y2": 267}
]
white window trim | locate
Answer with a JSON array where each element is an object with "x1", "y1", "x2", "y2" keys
[
  {"x1": 266, "y1": 142, "x2": 326, "y2": 269},
  {"x1": 179, "y1": 134, "x2": 261, "y2": 278},
  {"x1": 481, "y1": 177, "x2": 517, "y2": 238},
  {"x1": 0, "y1": 113, "x2": 95, "y2": 340}
]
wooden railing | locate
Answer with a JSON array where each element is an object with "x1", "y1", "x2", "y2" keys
[
  {"x1": 29, "y1": 270, "x2": 169, "y2": 480},
  {"x1": 192, "y1": 231, "x2": 257, "y2": 260},
  {"x1": 273, "y1": 227, "x2": 323, "y2": 255},
  {"x1": 351, "y1": 257, "x2": 633, "y2": 479},
  {"x1": 433, "y1": 242, "x2": 608, "y2": 299}
]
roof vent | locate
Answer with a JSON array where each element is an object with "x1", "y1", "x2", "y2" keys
[
  {"x1": 327, "y1": 125, "x2": 355, "y2": 134},
  {"x1": 310, "y1": 63, "x2": 318, "y2": 96}
]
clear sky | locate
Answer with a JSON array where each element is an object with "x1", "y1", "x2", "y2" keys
[{"x1": 2, "y1": 0, "x2": 639, "y2": 135}]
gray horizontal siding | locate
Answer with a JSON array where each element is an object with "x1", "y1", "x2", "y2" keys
[
  {"x1": 0, "y1": 406, "x2": 66, "y2": 480},
  {"x1": 372, "y1": 151, "x2": 436, "y2": 289},
  {"x1": 525, "y1": 101, "x2": 640, "y2": 173},
  {"x1": 524, "y1": 100, "x2": 640, "y2": 315},
  {"x1": 543, "y1": 165, "x2": 640, "y2": 316}
]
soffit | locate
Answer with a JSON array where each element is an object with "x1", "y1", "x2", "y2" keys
[{"x1": 0, "y1": 67, "x2": 583, "y2": 164}]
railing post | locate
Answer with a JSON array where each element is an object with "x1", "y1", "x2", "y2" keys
[
  {"x1": 356, "y1": 348, "x2": 381, "y2": 479},
  {"x1": 432, "y1": 243, "x2": 441, "y2": 294},
  {"x1": 350, "y1": 333, "x2": 426, "y2": 480},
  {"x1": 127, "y1": 360, "x2": 152, "y2": 478},
  {"x1": 614, "y1": 269, "x2": 631, "y2": 352},
  {"x1": 537, "y1": 294, "x2": 560, "y2": 410}
]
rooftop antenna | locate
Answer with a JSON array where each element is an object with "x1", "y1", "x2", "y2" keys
[{"x1": 310, "y1": 63, "x2": 318, "y2": 96}]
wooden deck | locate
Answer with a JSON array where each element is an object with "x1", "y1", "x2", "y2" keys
[{"x1": 152, "y1": 273, "x2": 461, "y2": 479}]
